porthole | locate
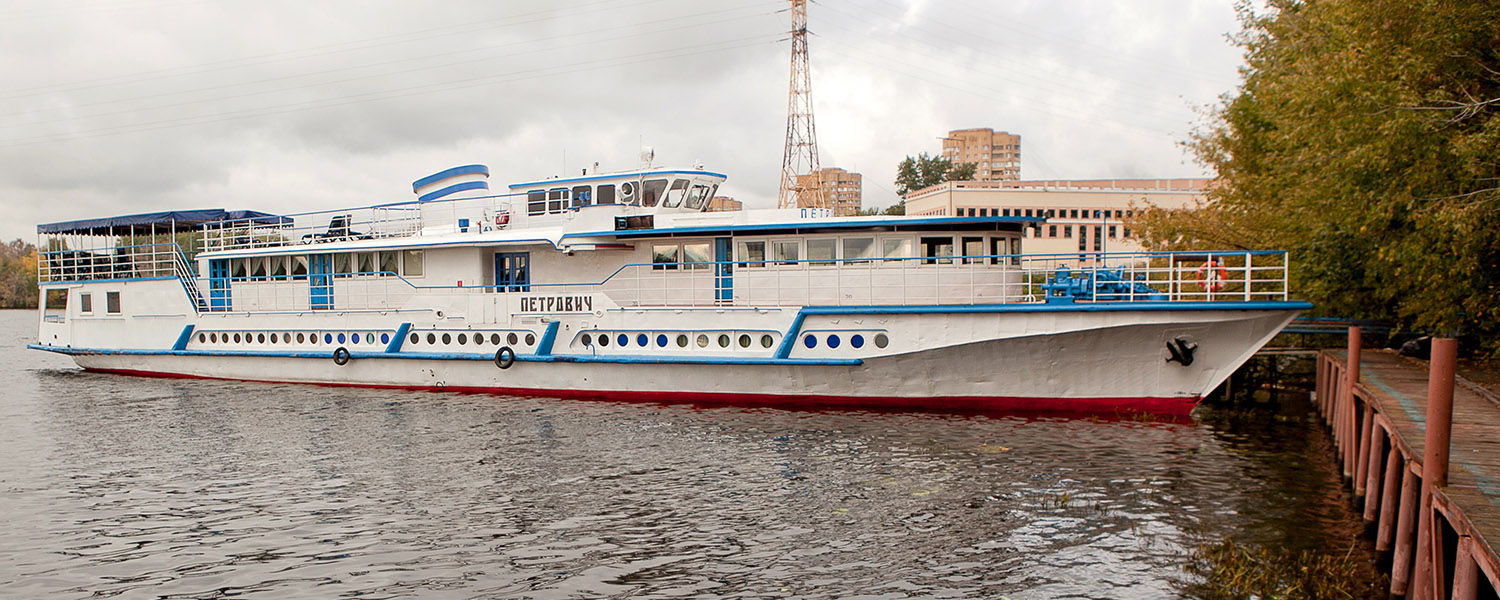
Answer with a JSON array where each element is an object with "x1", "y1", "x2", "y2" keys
[
  {"x1": 851, "y1": 334, "x2": 865, "y2": 349},
  {"x1": 803, "y1": 334, "x2": 817, "y2": 349},
  {"x1": 258, "y1": 333, "x2": 266, "y2": 344},
  {"x1": 490, "y1": 333, "x2": 501, "y2": 345},
  {"x1": 617, "y1": 334, "x2": 629, "y2": 347},
  {"x1": 636, "y1": 334, "x2": 648, "y2": 347},
  {"x1": 525, "y1": 333, "x2": 536, "y2": 346},
  {"x1": 738, "y1": 334, "x2": 751, "y2": 348},
  {"x1": 717, "y1": 334, "x2": 730, "y2": 348},
  {"x1": 875, "y1": 333, "x2": 889, "y2": 348},
  {"x1": 427, "y1": 333, "x2": 436, "y2": 344},
  {"x1": 300, "y1": 333, "x2": 308, "y2": 344},
  {"x1": 350, "y1": 334, "x2": 359, "y2": 345},
  {"x1": 473, "y1": 334, "x2": 483, "y2": 346},
  {"x1": 696, "y1": 334, "x2": 709, "y2": 348},
  {"x1": 599, "y1": 334, "x2": 610, "y2": 347},
  {"x1": 269, "y1": 334, "x2": 278, "y2": 344},
  {"x1": 508, "y1": 333, "x2": 519, "y2": 345},
  {"x1": 234, "y1": 333, "x2": 242, "y2": 343},
  {"x1": 367, "y1": 333, "x2": 376, "y2": 345},
  {"x1": 326, "y1": 333, "x2": 334, "y2": 344},
  {"x1": 581, "y1": 333, "x2": 593, "y2": 346},
  {"x1": 209, "y1": 333, "x2": 217, "y2": 343},
  {"x1": 457, "y1": 333, "x2": 468, "y2": 345},
  {"x1": 198, "y1": 333, "x2": 206, "y2": 343},
  {"x1": 761, "y1": 334, "x2": 774, "y2": 348},
  {"x1": 442, "y1": 333, "x2": 452, "y2": 345},
  {"x1": 656, "y1": 334, "x2": 668, "y2": 347},
  {"x1": 380, "y1": 333, "x2": 390, "y2": 344},
  {"x1": 676, "y1": 334, "x2": 688, "y2": 348},
  {"x1": 827, "y1": 334, "x2": 841, "y2": 349}
]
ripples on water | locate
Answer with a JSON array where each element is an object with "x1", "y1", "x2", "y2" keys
[{"x1": 0, "y1": 311, "x2": 1367, "y2": 599}]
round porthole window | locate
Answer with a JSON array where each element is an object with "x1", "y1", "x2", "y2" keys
[
  {"x1": 457, "y1": 333, "x2": 468, "y2": 345},
  {"x1": 851, "y1": 334, "x2": 865, "y2": 349},
  {"x1": 637, "y1": 334, "x2": 648, "y2": 347},
  {"x1": 380, "y1": 333, "x2": 390, "y2": 344},
  {"x1": 473, "y1": 334, "x2": 484, "y2": 346},
  {"x1": 803, "y1": 334, "x2": 817, "y2": 348},
  {"x1": 827, "y1": 334, "x2": 841, "y2": 349},
  {"x1": 209, "y1": 333, "x2": 218, "y2": 343},
  {"x1": 717, "y1": 334, "x2": 730, "y2": 348},
  {"x1": 525, "y1": 334, "x2": 536, "y2": 346},
  {"x1": 491, "y1": 333, "x2": 501, "y2": 345},
  {"x1": 367, "y1": 333, "x2": 377, "y2": 345},
  {"x1": 761, "y1": 334, "x2": 774, "y2": 348},
  {"x1": 427, "y1": 333, "x2": 436, "y2": 344},
  {"x1": 198, "y1": 333, "x2": 206, "y2": 343},
  {"x1": 581, "y1": 333, "x2": 593, "y2": 346},
  {"x1": 676, "y1": 334, "x2": 689, "y2": 348},
  {"x1": 326, "y1": 333, "x2": 335, "y2": 344},
  {"x1": 234, "y1": 333, "x2": 242, "y2": 343},
  {"x1": 507, "y1": 333, "x2": 519, "y2": 345},
  {"x1": 598, "y1": 334, "x2": 609, "y2": 347},
  {"x1": 875, "y1": 333, "x2": 889, "y2": 348},
  {"x1": 269, "y1": 334, "x2": 278, "y2": 344},
  {"x1": 657, "y1": 334, "x2": 668, "y2": 347},
  {"x1": 617, "y1": 334, "x2": 629, "y2": 347},
  {"x1": 441, "y1": 333, "x2": 451, "y2": 344},
  {"x1": 350, "y1": 334, "x2": 359, "y2": 345},
  {"x1": 696, "y1": 334, "x2": 709, "y2": 348},
  {"x1": 738, "y1": 334, "x2": 751, "y2": 348},
  {"x1": 258, "y1": 333, "x2": 267, "y2": 344},
  {"x1": 337, "y1": 333, "x2": 347, "y2": 344}
]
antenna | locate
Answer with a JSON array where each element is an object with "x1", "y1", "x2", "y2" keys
[{"x1": 777, "y1": 0, "x2": 827, "y2": 210}]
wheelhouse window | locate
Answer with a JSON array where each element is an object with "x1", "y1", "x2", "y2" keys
[
  {"x1": 547, "y1": 188, "x2": 568, "y2": 212},
  {"x1": 641, "y1": 179, "x2": 668, "y2": 207},
  {"x1": 737, "y1": 240, "x2": 766, "y2": 268},
  {"x1": 921, "y1": 236, "x2": 954, "y2": 264},
  {"x1": 402, "y1": 250, "x2": 424, "y2": 277},
  {"x1": 527, "y1": 190, "x2": 547, "y2": 215},
  {"x1": 596, "y1": 184, "x2": 615, "y2": 204},
  {"x1": 45, "y1": 289, "x2": 67, "y2": 311},
  {"x1": 662, "y1": 179, "x2": 690, "y2": 208},
  {"x1": 652, "y1": 244, "x2": 680, "y2": 270},
  {"x1": 684, "y1": 184, "x2": 711, "y2": 210},
  {"x1": 78, "y1": 292, "x2": 92, "y2": 313},
  {"x1": 572, "y1": 185, "x2": 592, "y2": 208},
  {"x1": 106, "y1": 291, "x2": 121, "y2": 314},
  {"x1": 773, "y1": 240, "x2": 799, "y2": 266}
]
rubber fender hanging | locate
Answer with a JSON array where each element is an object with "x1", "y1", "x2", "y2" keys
[
  {"x1": 494, "y1": 346, "x2": 516, "y2": 369},
  {"x1": 333, "y1": 346, "x2": 352, "y2": 366}
]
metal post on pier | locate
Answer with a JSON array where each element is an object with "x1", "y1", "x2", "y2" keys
[
  {"x1": 1413, "y1": 337, "x2": 1456, "y2": 600},
  {"x1": 1342, "y1": 326, "x2": 1362, "y2": 481}
]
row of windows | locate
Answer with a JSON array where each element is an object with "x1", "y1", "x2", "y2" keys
[
  {"x1": 223, "y1": 250, "x2": 424, "y2": 281},
  {"x1": 197, "y1": 331, "x2": 392, "y2": 345},
  {"x1": 525, "y1": 178, "x2": 719, "y2": 216},
  {"x1": 960, "y1": 207, "x2": 1134, "y2": 219},
  {"x1": 649, "y1": 235, "x2": 1024, "y2": 270},
  {"x1": 408, "y1": 331, "x2": 535, "y2": 347},
  {"x1": 578, "y1": 331, "x2": 778, "y2": 350},
  {"x1": 802, "y1": 332, "x2": 889, "y2": 349},
  {"x1": 1041, "y1": 224, "x2": 1128, "y2": 240},
  {"x1": 76, "y1": 291, "x2": 121, "y2": 315}
]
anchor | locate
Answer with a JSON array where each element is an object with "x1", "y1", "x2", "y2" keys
[{"x1": 1165, "y1": 337, "x2": 1198, "y2": 366}]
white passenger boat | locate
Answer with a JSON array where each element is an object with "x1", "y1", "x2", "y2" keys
[{"x1": 29, "y1": 162, "x2": 1309, "y2": 415}]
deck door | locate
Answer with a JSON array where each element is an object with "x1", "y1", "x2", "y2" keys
[
  {"x1": 495, "y1": 252, "x2": 530, "y2": 292},
  {"x1": 208, "y1": 259, "x2": 230, "y2": 311},
  {"x1": 310, "y1": 254, "x2": 333, "y2": 309},
  {"x1": 714, "y1": 237, "x2": 732, "y2": 302}
]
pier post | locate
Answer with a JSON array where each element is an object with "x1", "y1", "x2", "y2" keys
[
  {"x1": 1356, "y1": 403, "x2": 1374, "y2": 497},
  {"x1": 1393, "y1": 462, "x2": 1420, "y2": 596},
  {"x1": 1414, "y1": 337, "x2": 1457, "y2": 600},
  {"x1": 1343, "y1": 327, "x2": 1362, "y2": 480},
  {"x1": 1377, "y1": 445, "x2": 1402, "y2": 551},
  {"x1": 1363, "y1": 422, "x2": 1386, "y2": 523}
]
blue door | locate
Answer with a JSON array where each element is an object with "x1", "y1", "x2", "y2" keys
[
  {"x1": 714, "y1": 237, "x2": 732, "y2": 303},
  {"x1": 208, "y1": 259, "x2": 230, "y2": 311},
  {"x1": 495, "y1": 252, "x2": 530, "y2": 292},
  {"x1": 310, "y1": 254, "x2": 333, "y2": 309}
]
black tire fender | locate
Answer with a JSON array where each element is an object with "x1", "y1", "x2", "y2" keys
[
  {"x1": 333, "y1": 346, "x2": 351, "y2": 366},
  {"x1": 494, "y1": 346, "x2": 515, "y2": 369}
]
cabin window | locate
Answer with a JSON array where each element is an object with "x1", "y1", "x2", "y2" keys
[
  {"x1": 662, "y1": 179, "x2": 690, "y2": 208},
  {"x1": 379, "y1": 251, "x2": 399, "y2": 276},
  {"x1": 547, "y1": 188, "x2": 568, "y2": 212},
  {"x1": 883, "y1": 238, "x2": 913, "y2": 262},
  {"x1": 596, "y1": 184, "x2": 616, "y2": 204},
  {"x1": 842, "y1": 237, "x2": 874, "y2": 264},
  {"x1": 652, "y1": 244, "x2": 679, "y2": 270},
  {"x1": 357, "y1": 252, "x2": 375, "y2": 276},
  {"x1": 247, "y1": 257, "x2": 266, "y2": 280},
  {"x1": 106, "y1": 291, "x2": 121, "y2": 314},
  {"x1": 641, "y1": 179, "x2": 668, "y2": 207},
  {"x1": 619, "y1": 181, "x2": 636, "y2": 205},
  {"x1": 292, "y1": 255, "x2": 309, "y2": 280},
  {"x1": 921, "y1": 236, "x2": 954, "y2": 264},
  {"x1": 334, "y1": 253, "x2": 352, "y2": 278},
  {"x1": 736, "y1": 240, "x2": 766, "y2": 268},
  {"x1": 773, "y1": 240, "x2": 799, "y2": 266},
  {"x1": 684, "y1": 184, "x2": 711, "y2": 210},
  {"x1": 45, "y1": 289, "x2": 67, "y2": 310},
  {"x1": 682, "y1": 242, "x2": 712, "y2": 269},
  {"x1": 402, "y1": 250, "x2": 424, "y2": 277},
  {"x1": 962, "y1": 237, "x2": 985, "y2": 264},
  {"x1": 231, "y1": 258, "x2": 247, "y2": 281},
  {"x1": 79, "y1": 292, "x2": 92, "y2": 313},
  {"x1": 572, "y1": 185, "x2": 592, "y2": 208},
  {"x1": 270, "y1": 256, "x2": 288, "y2": 279},
  {"x1": 527, "y1": 190, "x2": 547, "y2": 215},
  {"x1": 806, "y1": 239, "x2": 836, "y2": 264}
]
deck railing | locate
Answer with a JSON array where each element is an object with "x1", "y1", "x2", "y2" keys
[
  {"x1": 197, "y1": 194, "x2": 520, "y2": 253},
  {"x1": 200, "y1": 250, "x2": 1292, "y2": 314}
]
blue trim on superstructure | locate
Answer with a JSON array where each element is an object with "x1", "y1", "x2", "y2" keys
[
  {"x1": 411, "y1": 164, "x2": 489, "y2": 192},
  {"x1": 561, "y1": 215, "x2": 1044, "y2": 240},
  {"x1": 387, "y1": 323, "x2": 412, "y2": 353},
  {"x1": 507, "y1": 170, "x2": 728, "y2": 189},
  {"x1": 27, "y1": 344, "x2": 860, "y2": 366},
  {"x1": 775, "y1": 310, "x2": 810, "y2": 359},
  {"x1": 417, "y1": 180, "x2": 489, "y2": 203},
  {"x1": 172, "y1": 325, "x2": 195, "y2": 351},
  {"x1": 535, "y1": 321, "x2": 560, "y2": 356}
]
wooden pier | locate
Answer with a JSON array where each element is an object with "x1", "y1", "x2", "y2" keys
[{"x1": 1317, "y1": 330, "x2": 1500, "y2": 599}]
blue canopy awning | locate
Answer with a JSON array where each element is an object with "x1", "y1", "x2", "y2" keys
[{"x1": 38, "y1": 209, "x2": 292, "y2": 235}]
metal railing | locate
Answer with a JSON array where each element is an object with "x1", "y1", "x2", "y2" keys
[
  {"x1": 197, "y1": 250, "x2": 1292, "y2": 314},
  {"x1": 39, "y1": 242, "x2": 208, "y2": 310},
  {"x1": 198, "y1": 194, "x2": 522, "y2": 253}
]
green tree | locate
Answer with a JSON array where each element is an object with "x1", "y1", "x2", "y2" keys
[
  {"x1": 1132, "y1": 0, "x2": 1500, "y2": 352},
  {"x1": 0, "y1": 239, "x2": 40, "y2": 309},
  {"x1": 895, "y1": 152, "x2": 977, "y2": 196}
]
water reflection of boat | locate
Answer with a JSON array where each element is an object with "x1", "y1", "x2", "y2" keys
[{"x1": 30, "y1": 161, "x2": 1308, "y2": 415}]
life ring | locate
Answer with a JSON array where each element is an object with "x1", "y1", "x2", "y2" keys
[
  {"x1": 1196, "y1": 260, "x2": 1228, "y2": 292},
  {"x1": 494, "y1": 346, "x2": 515, "y2": 369},
  {"x1": 333, "y1": 346, "x2": 351, "y2": 366}
]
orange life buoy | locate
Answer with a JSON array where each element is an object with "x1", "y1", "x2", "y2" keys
[
  {"x1": 495, "y1": 211, "x2": 510, "y2": 227},
  {"x1": 1197, "y1": 260, "x2": 1228, "y2": 292}
]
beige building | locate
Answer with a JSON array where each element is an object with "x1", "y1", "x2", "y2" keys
[
  {"x1": 795, "y1": 167, "x2": 863, "y2": 216},
  {"x1": 706, "y1": 195, "x2": 742, "y2": 212},
  {"x1": 904, "y1": 178, "x2": 1210, "y2": 255},
  {"x1": 941, "y1": 128, "x2": 1021, "y2": 181}
]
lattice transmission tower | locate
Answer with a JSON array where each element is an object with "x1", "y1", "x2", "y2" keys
[{"x1": 777, "y1": 0, "x2": 827, "y2": 210}]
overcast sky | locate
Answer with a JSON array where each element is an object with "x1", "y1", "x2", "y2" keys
[{"x1": 0, "y1": 0, "x2": 1247, "y2": 242}]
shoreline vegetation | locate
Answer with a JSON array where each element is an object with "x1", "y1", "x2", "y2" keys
[{"x1": 0, "y1": 239, "x2": 38, "y2": 309}]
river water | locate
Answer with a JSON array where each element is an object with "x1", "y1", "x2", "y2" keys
[{"x1": 0, "y1": 310, "x2": 1371, "y2": 599}]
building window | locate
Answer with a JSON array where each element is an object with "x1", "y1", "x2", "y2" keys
[
  {"x1": 1048, "y1": 225, "x2": 1057, "y2": 238},
  {"x1": 1070, "y1": 209, "x2": 1079, "y2": 218},
  {"x1": 1123, "y1": 228, "x2": 1132, "y2": 238},
  {"x1": 1109, "y1": 225, "x2": 1118, "y2": 238},
  {"x1": 1064, "y1": 225, "x2": 1072, "y2": 238},
  {"x1": 106, "y1": 291, "x2": 121, "y2": 314},
  {"x1": 79, "y1": 292, "x2": 92, "y2": 313},
  {"x1": 1093, "y1": 227, "x2": 1103, "y2": 251}
]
